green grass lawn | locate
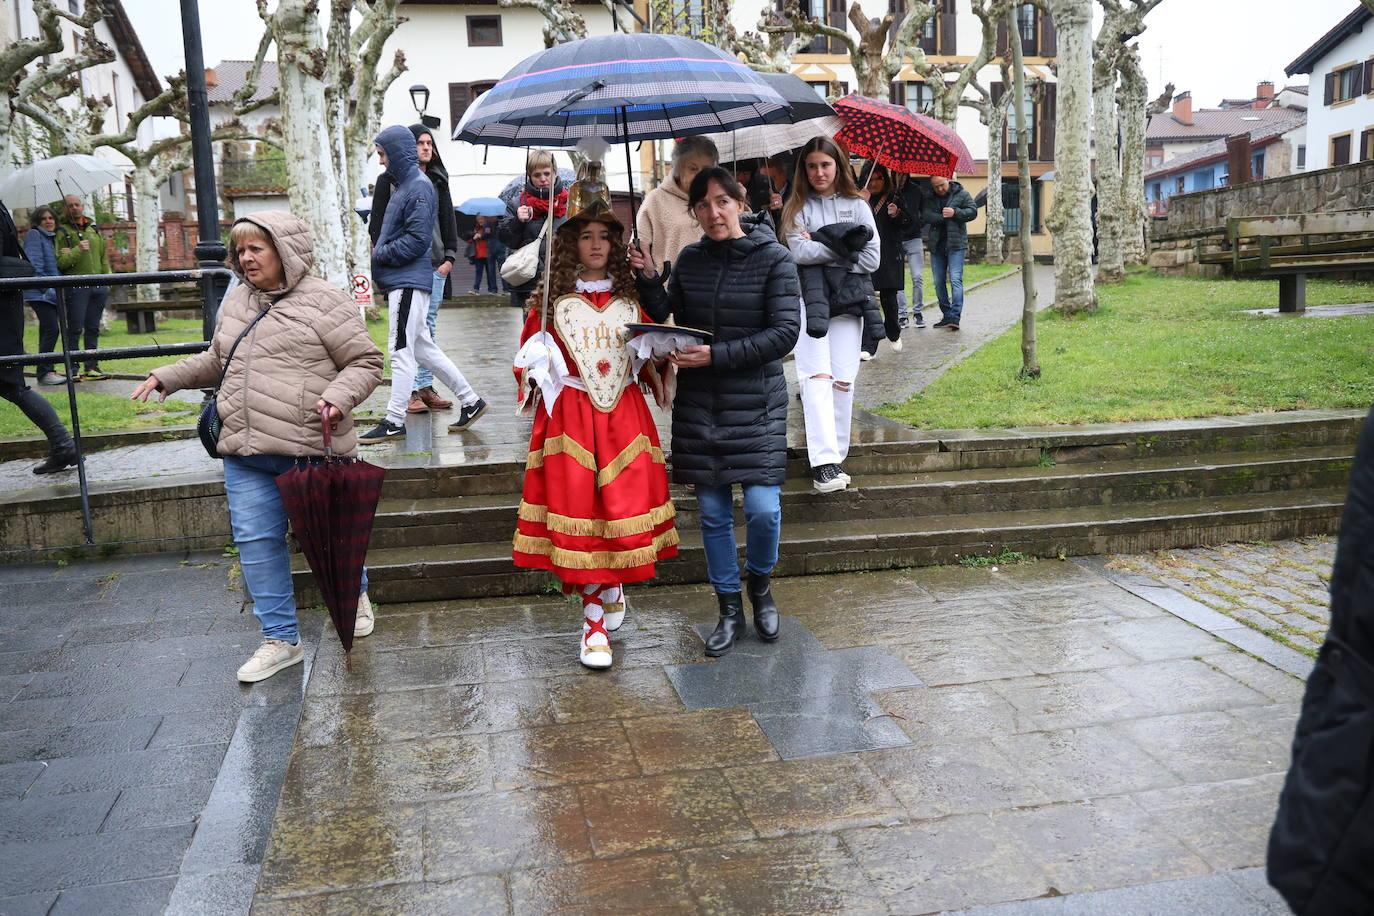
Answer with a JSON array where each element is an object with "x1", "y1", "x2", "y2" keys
[
  {"x1": 879, "y1": 271, "x2": 1374, "y2": 429},
  {"x1": 0, "y1": 390, "x2": 193, "y2": 439}
]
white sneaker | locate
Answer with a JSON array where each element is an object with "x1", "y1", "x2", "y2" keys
[
  {"x1": 237, "y1": 638, "x2": 304, "y2": 683},
  {"x1": 580, "y1": 618, "x2": 614, "y2": 670},
  {"x1": 891, "y1": 337, "x2": 903, "y2": 352},
  {"x1": 859, "y1": 350, "x2": 874, "y2": 362},
  {"x1": 355, "y1": 592, "x2": 375, "y2": 638},
  {"x1": 602, "y1": 587, "x2": 627, "y2": 631}
]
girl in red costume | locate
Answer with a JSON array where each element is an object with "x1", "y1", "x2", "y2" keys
[{"x1": 512, "y1": 196, "x2": 677, "y2": 669}]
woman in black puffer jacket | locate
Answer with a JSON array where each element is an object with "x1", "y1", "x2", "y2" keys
[{"x1": 634, "y1": 167, "x2": 801, "y2": 658}]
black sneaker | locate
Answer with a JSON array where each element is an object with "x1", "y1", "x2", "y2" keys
[
  {"x1": 358, "y1": 420, "x2": 405, "y2": 444},
  {"x1": 448, "y1": 397, "x2": 488, "y2": 432},
  {"x1": 33, "y1": 444, "x2": 78, "y2": 475},
  {"x1": 946, "y1": 322, "x2": 960, "y2": 331},
  {"x1": 811, "y1": 463, "x2": 847, "y2": 493},
  {"x1": 913, "y1": 313, "x2": 926, "y2": 328},
  {"x1": 932, "y1": 317, "x2": 952, "y2": 329}
]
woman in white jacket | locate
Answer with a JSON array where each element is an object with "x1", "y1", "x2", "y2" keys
[{"x1": 780, "y1": 136, "x2": 881, "y2": 493}]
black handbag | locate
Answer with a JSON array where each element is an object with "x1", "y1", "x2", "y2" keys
[{"x1": 197, "y1": 304, "x2": 272, "y2": 459}]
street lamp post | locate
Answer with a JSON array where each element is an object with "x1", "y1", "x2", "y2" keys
[
  {"x1": 179, "y1": 0, "x2": 228, "y2": 339},
  {"x1": 410, "y1": 84, "x2": 441, "y2": 130}
]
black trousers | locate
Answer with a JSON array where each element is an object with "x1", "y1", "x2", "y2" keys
[
  {"x1": 65, "y1": 286, "x2": 108, "y2": 370},
  {"x1": 1, "y1": 297, "x2": 72, "y2": 449},
  {"x1": 28, "y1": 300, "x2": 60, "y2": 377}
]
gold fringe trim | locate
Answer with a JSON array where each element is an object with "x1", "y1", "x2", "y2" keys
[
  {"x1": 596, "y1": 434, "x2": 665, "y2": 488},
  {"x1": 518, "y1": 500, "x2": 677, "y2": 538},
  {"x1": 527, "y1": 434, "x2": 597, "y2": 475},
  {"x1": 513, "y1": 529, "x2": 680, "y2": 570},
  {"x1": 525, "y1": 433, "x2": 666, "y2": 489}
]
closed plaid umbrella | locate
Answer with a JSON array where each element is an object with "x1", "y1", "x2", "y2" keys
[
  {"x1": 276, "y1": 420, "x2": 386, "y2": 660},
  {"x1": 833, "y1": 94, "x2": 975, "y2": 178}
]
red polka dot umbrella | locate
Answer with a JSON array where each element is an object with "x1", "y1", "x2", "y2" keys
[{"x1": 833, "y1": 94, "x2": 975, "y2": 178}]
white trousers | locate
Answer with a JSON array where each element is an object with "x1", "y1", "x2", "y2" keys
[
  {"x1": 386, "y1": 288, "x2": 477, "y2": 425},
  {"x1": 794, "y1": 314, "x2": 862, "y2": 467}
]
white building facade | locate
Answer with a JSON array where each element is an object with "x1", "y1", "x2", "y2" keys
[{"x1": 1286, "y1": 5, "x2": 1374, "y2": 170}]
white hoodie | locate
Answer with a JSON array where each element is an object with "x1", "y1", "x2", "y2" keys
[{"x1": 786, "y1": 193, "x2": 881, "y2": 274}]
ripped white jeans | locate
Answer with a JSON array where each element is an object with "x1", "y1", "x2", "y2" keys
[{"x1": 794, "y1": 314, "x2": 862, "y2": 468}]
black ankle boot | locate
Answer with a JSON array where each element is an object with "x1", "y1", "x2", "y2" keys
[
  {"x1": 747, "y1": 572, "x2": 780, "y2": 642},
  {"x1": 705, "y1": 592, "x2": 746, "y2": 657},
  {"x1": 32, "y1": 441, "x2": 77, "y2": 475}
]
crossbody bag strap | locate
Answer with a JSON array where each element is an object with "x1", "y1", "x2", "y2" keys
[{"x1": 214, "y1": 302, "x2": 273, "y2": 391}]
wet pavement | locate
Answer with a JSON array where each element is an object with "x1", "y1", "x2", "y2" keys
[
  {"x1": 245, "y1": 558, "x2": 1297, "y2": 914},
  {"x1": 0, "y1": 550, "x2": 313, "y2": 915},
  {"x1": 0, "y1": 270, "x2": 1046, "y2": 498}
]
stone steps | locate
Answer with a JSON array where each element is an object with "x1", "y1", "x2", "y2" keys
[
  {"x1": 360, "y1": 446, "x2": 1353, "y2": 552},
  {"x1": 294, "y1": 484, "x2": 1349, "y2": 605}
]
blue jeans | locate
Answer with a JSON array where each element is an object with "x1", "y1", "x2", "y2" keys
[
  {"x1": 930, "y1": 247, "x2": 966, "y2": 323},
  {"x1": 224, "y1": 454, "x2": 368, "y2": 643},
  {"x1": 414, "y1": 270, "x2": 447, "y2": 390},
  {"x1": 695, "y1": 483, "x2": 781, "y2": 594}
]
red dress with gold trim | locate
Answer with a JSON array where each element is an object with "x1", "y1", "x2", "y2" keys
[{"x1": 512, "y1": 283, "x2": 678, "y2": 587}]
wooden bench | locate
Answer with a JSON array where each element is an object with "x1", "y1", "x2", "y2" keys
[
  {"x1": 111, "y1": 299, "x2": 201, "y2": 333},
  {"x1": 1197, "y1": 212, "x2": 1374, "y2": 312}
]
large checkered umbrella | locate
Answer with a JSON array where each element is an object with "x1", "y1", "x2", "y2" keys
[
  {"x1": 833, "y1": 94, "x2": 975, "y2": 178},
  {"x1": 454, "y1": 33, "x2": 802, "y2": 245}
]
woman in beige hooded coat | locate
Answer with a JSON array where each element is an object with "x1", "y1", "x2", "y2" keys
[{"x1": 132, "y1": 212, "x2": 383, "y2": 684}]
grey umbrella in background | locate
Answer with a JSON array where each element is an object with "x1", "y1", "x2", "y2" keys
[{"x1": 0, "y1": 154, "x2": 129, "y2": 209}]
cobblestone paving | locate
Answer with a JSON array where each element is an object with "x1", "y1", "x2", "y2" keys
[{"x1": 1108, "y1": 537, "x2": 1334, "y2": 658}]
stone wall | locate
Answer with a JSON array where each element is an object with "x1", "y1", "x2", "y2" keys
[
  {"x1": 1148, "y1": 160, "x2": 1374, "y2": 274},
  {"x1": 1154, "y1": 160, "x2": 1374, "y2": 240}
]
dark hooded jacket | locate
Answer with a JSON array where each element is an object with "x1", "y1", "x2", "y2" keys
[
  {"x1": 371, "y1": 125, "x2": 438, "y2": 294},
  {"x1": 368, "y1": 124, "x2": 459, "y2": 270},
  {"x1": 797, "y1": 222, "x2": 881, "y2": 345},
  {"x1": 1268, "y1": 403, "x2": 1374, "y2": 915},
  {"x1": 637, "y1": 213, "x2": 800, "y2": 487},
  {"x1": 870, "y1": 187, "x2": 914, "y2": 290},
  {"x1": 1, "y1": 202, "x2": 37, "y2": 388}
]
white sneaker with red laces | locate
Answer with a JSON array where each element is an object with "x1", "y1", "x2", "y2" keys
[{"x1": 580, "y1": 616, "x2": 614, "y2": 670}]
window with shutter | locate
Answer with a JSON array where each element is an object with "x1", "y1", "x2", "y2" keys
[
  {"x1": 1331, "y1": 132, "x2": 1352, "y2": 166},
  {"x1": 1040, "y1": 11, "x2": 1056, "y2": 56},
  {"x1": 1361, "y1": 129, "x2": 1374, "y2": 163},
  {"x1": 466, "y1": 15, "x2": 502, "y2": 46},
  {"x1": 938, "y1": 6, "x2": 956, "y2": 54},
  {"x1": 1324, "y1": 72, "x2": 1336, "y2": 105},
  {"x1": 919, "y1": 14, "x2": 938, "y2": 53},
  {"x1": 1037, "y1": 83, "x2": 1056, "y2": 161},
  {"x1": 828, "y1": 0, "x2": 848, "y2": 54},
  {"x1": 449, "y1": 83, "x2": 471, "y2": 130},
  {"x1": 1016, "y1": 5, "x2": 1038, "y2": 56},
  {"x1": 1364, "y1": 58, "x2": 1373, "y2": 95},
  {"x1": 996, "y1": 20, "x2": 1009, "y2": 56}
]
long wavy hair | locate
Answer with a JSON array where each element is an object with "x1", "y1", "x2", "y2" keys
[
  {"x1": 528, "y1": 217, "x2": 638, "y2": 321},
  {"x1": 781, "y1": 136, "x2": 861, "y2": 243}
]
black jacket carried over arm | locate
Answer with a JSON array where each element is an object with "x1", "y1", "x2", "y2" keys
[
  {"x1": 636, "y1": 214, "x2": 800, "y2": 487},
  {"x1": 1268, "y1": 403, "x2": 1374, "y2": 915},
  {"x1": 797, "y1": 222, "x2": 882, "y2": 344}
]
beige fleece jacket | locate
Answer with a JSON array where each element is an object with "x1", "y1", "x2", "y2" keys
[
  {"x1": 152, "y1": 211, "x2": 383, "y2": 458},
  {"x1": 636, "y1": 178, "x2": 703, "y2": 270}
]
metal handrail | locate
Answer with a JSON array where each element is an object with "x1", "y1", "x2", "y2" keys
[{"x1": 1, "y1": 267, "x2": 233, "y2": 546}]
